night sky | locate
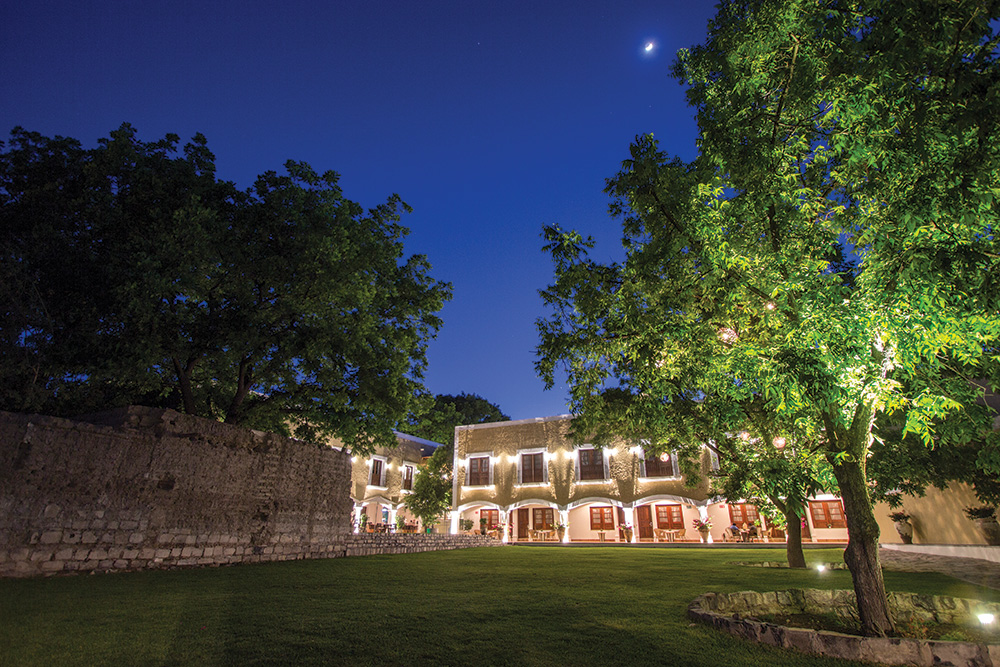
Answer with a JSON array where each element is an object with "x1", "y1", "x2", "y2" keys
[{"x1": 1, "y1": 0, "x2": 717, "y2": 421}]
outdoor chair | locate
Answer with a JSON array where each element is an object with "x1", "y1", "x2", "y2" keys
[{"x1": 673, "y1": 528, "x2": 686, "y2": 541}]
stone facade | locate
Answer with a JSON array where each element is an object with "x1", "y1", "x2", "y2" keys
[{"x1": 0, "y1": 407, "x2": 353, "y2": 577}]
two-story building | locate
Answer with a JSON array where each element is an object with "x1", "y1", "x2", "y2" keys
[
  {"x1": 450, "y1": 415, "x2": 852, "y2": 544},
  {"x1": 342, "y1": 431, "x2": 441, "y2": 533}
]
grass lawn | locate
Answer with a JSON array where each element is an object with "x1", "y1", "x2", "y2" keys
[{"x1": 1, "y1": 546, "x2": 997, "y2": 666}]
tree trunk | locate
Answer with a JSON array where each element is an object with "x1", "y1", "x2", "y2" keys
[
  {"x1": 770, "y1": 494, "x2": 806, "y2": 569},
  {"x1": 783, "y1": 509, "x2": 807, "y2": 569},
  {"x1": 172, "y1": 356, "x2": 198, "y2": 415},
  {"x1": 831, "y1": 455, "x2": 895, "y2": 637}
]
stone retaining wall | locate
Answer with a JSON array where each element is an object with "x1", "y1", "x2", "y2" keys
[
  {"x1": 688, "y1": 589, "x2": 1000, "y2": 666},
  {"x1": 345, "y1": 533, "x2": 501, "y2": 557},
  {"x1": 0, "y1": 407, "x2": 355, "y2": 577},
  {"x1": 0, "y1": 408, "x2": 504, "y2": 578}
]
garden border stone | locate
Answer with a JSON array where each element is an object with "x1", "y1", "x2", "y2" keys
[{"x1": 688, "y1": 589, "x2": 1000, "y2": 666}]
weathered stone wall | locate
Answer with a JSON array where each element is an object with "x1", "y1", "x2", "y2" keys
[
  {"x1": 344, "y1": 533, "x2": 501, "y2": 557},
  {"x1": 0, "y1": 407, "x2": 354, "y2": 577}
]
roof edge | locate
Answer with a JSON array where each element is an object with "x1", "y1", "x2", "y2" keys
[{"x1": 455, "y1": 414, "x2": 573, "y2": 432}]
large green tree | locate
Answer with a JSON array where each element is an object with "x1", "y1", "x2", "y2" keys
[
  {"x1": 402, "y1": 392, "x2": 508, "y2": 529},
  {"x1": 0, "y1": 124, "x2": 451, "y2": 454},
  {"x1": 405, "y1": 392, "x2": 510, "y2": 447},
  {"x1": 537, "y1": 0, "x2": 1000, "y2": 637}
]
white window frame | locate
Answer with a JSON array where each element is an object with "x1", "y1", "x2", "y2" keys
[
  {"x1": 516, "y1": 448, "x2": 549, "y2": 487},
  {"x1": 464, "y1": 452, "x2": 494, "y2": 488},
  {"x1": 400, "y1": 463, "x2": 416, "y2": 494},
  {"x1": 368, "y1": 455, "x2": 388, "y2": 489},
  {"x1": 637, "y1": 446, "x2": 680, "y2": 480},
  {"x1": 574, "y1": 445, "x2": 609, "y2": 484}
]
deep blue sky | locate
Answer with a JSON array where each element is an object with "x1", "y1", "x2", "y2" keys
[{"x1": 1, "y1": 1, "x2": 717, "y2": 421}]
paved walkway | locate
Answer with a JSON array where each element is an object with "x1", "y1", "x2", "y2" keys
[{"x1": 879, "y1": 547, "x2": 1000, "y2": 590}]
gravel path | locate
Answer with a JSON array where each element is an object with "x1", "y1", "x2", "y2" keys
[{"x1": 879, "y1": 548, "x2": 1000, "y2": 591}]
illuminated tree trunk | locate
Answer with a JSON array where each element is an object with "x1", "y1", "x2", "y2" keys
[
  {"x1": 830, "y1": 452, "x2": 895, "y2": 637},
  {"x1": 783, "y1": 508, "x2": 807, "y2": 569}
]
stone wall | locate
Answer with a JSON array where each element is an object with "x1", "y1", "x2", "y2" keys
[
  {"x1": 344, "y1": 533, "x2": 501, "y2": 557},
  {"x1": 0, "y1": 407, "x2": 355, "y2": 577}
]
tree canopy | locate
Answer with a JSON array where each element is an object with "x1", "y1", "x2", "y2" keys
[
  {"x1": 0, "y1": 124, "x2": 451, "y2": 454},
  {"x1": 537, "y1": 0, "x2": 999, "y2": 637},
  {"x1": 404, "y1": 392, "x2": 510, "y2": 447}
]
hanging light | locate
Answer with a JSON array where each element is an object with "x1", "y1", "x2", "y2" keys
[
  {"x1": 773, "y1": 437, "x2": 786, "y2": 450},
  {"x1": 660, "y1": 452, "x2": 670, "y2": 462}
]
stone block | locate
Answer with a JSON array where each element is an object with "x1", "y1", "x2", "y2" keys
[
  {"x1": 139, "y1": 548, "x2": 156, "y2": 559},
  {"x1": 43, "y1": 504, "x2": 61, "y2": 518},
  {"x1": 816, "y1": 632, "x2": 862, "y2": 662},
  {"x1": 155, "y1": 549, "x2": 171, "y2": 559},
  {"x1": 10, "y1": 548, "x2": 30, "y2": 561},
  {"x1": 55, "y1": 548, "x2": 74, "y2": 561},
  {"x1": 113, "y1": 559, "x2": 129, "y2": 569},
  {"x1": 927, "y1": 640, "x2": 987, "y2": 667},
  {"x1": 122, "y1": 549, "x2": 138, "y2": 559},
  {"x1": 74, "y1": 549, "x2": 91, "y2": 560},
  {"x1": 64, "y1": 532, "x2": 81, "y2": 544},
  {"x1": 89, "y1": 549, "x2": 108, "y2": 560},
  {"x1": 40, "y1": 560, "x2": 64, "y2": 572},
  {"x1": 39, "y1": 531, "x2": 62, "y2": 544},
  {"x1": 30, "y1": 550, "x2": 52, "y2": 562},
  {"x1": 81, "y1": 531, "x2": 98, "y2": 544},
  {"x1": 129, "y1": 532, "x2": 145, "y2": 544}
]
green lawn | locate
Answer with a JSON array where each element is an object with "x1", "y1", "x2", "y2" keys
[{"x1": 1, "y1": 546, "x2": 996, "y2": 666}]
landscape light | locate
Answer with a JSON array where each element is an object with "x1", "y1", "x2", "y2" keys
[
  {"x1": 979, "y1": 613, "x2": 995, "y2": 625},
  {"x1": 816, "y1": 564, "x2": 826, "y2": 573}
]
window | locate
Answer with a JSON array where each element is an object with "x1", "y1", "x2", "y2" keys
[
  {"x1": 809, "y1": 500, "x2": 847, "y2": 529},
  {"x1": 520, "y1": 452, "x2": 545, "y2": 484},
  {"x1": 468, "y1": 456, "x2": 491, "y2": 486},
  {"x1": 643, "y1": 453, "x2": 674, "y2": 477},
  {"x1": 401, "y1": 464, "x2": 414, "y2": 491},
  {"x1": 578, "y1": 448, "x2": 606, "y2": 480},
  {"x1": 369, "y1": 458, "x2": 385, "y2": 487},
  {"x1": 481, "y1": 509, "x2": 500, "y2": 529},
  {"x1": 728, "y1": 503, "x2": 759, "y2": 527},
  {"x1": 532, "y1": 508, "x2": 554, "y2": 530},
  {"x1": 655, "y1": 504, "x2": 684, "y2": 529},
  {"x1": 590, "y1": 507, "x2": 615, "y2": 530}
]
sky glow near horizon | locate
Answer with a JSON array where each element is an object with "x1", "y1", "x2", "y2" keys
[{"x1": 0, "y1": 1, "x2": 716, "y2": 421}]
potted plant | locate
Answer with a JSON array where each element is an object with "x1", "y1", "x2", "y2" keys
[
  {"x1": 888, "y1": 511, "x2": 913, "y2": 544},
  {"x1": 358, "y1": 513, "x2": 369, "y2": 533},
  {"x1": 693, "y1": 517, "x2": 713, "y2": 543},
  {"x1": 395, "y1": 514, "x2": 406, "y2": 533},
  {"x1": 621, "y1": 523, "x2": 634, "y2": 542},
  {"x1": 964, "y1": 506, "x2": 1000, "y2": 545},
  {"x1": 479, "y1": 517, "x2": 487, "y2": 535},
  {"x1": 459, "y1": 518, "x2": 474, "y2": 533},
  {"x1": 555, "y1": 522, "x2": 566, "y2": 542}
]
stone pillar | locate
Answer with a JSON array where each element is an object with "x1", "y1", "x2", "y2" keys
[
  {"x1": 623, "y1": 505, "x2": 637, "y2": 543},
  {"x1": 353, "y1": 504, "x2": 363, "y2": 534},
  {"x1": 388, "y1": 506, "x2": 398, "y2": 532},
  {"x1": 559, "y1": 509, "x2": 570, "y2": 543},
  {"x1": 697, "y1": 505, "x2": 714, "y2": 544},
  {"x1": 450, "y1": 509, "x2": 460, "y2": 535}
]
